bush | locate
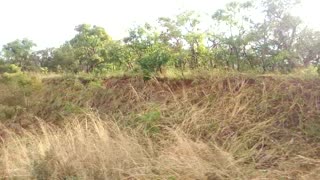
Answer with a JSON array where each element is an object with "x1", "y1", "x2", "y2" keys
[
  {"x1": 2, "y1": 73, "x2": 41, "y2": 92},
  {"x1": 0, "y1": 70, "x2": 37, "y2": 120},
  {"x1": 0, "y1": 64, "x2": 21, "y2": 74},
  {"x1": 0, "y1": 69, "x2": 42, "y2": 116}
]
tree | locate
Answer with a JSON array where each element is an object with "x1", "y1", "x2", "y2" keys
[
  {"x1": 296, "y1": 28, "x2": 320, "y2": 66},
  {"x1": 0, "y1": 0, "x2": 317, "y2": 75},
  {"x1": 2, "y1": 39, "x2": 36, "y2": 70},
  {"x1": 31, "y1": 48, "x2": 55, "y2": 68},
  {"x1": 124, "y1": 24, "x2": 157, "y2": 58},
  {"x1": 123, "y1": 23, "x2": 172, "y2": 78},
  {"x1": 212, "y1": 1, "x2": 254, "y2": 70},
  {"x1": 249, "y1": 0, "x2": 302, "y2": 72},
  {"x1": 104, "y1": 41, "x2": 133, "y2": 70},
  {"x1": 138, "y1": 44, "x2": 171, "y2": 80},
  {"x1": 51, "y1": 42, "x2": 78, "y2": 72},
  {"x1": 178, "y1": 11, "x2": 206, "y2": 69},
  {"x1": 70, "y1": 24, "x2": 112, "y2": 72},
  {"x1": 158, "y1": 15, "x2": 185, "y2": 69},
  {"x1": 158, "y1": 11, "x2": 207, "y2": 71}
]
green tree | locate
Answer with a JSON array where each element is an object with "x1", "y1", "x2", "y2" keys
[
  {"x1": 296, "y1": 28, "x2": 320, "y2": 67},
  {"x1": 178, "y1": 11, "x2": 206, "y2": 69},
  {"x1": 104, "y1": 41, "x2": 133, "y2": 70},
  {"x1": 124, "y1": 24, "x2": 171, "y2": 78},
  {"x1": 31, "y1": 48, "x2": 55, "y2": 68},
  {"x1": 158, "y1": 16, "x2": 185, "y2": 69},
  {"x1": 124, "y1": 24, "x2": 157, "y2": 59},
  {"x1": 158, "y1": 11, "x2": 207, "y2": 71},
  {"x1": 212, "y1": 1, "x2": 254, "y2": 70},
  {"x1": 249, "y1": 0, "x2": 302, "y2": 72},
  {"x1": 2, "y1": 39, "x2": 36, "y2": 70},
  {"x1": 51, "y1": 42, "x2": 78, "y2": 72},
  {"x1": 70, "y1": 24, "x2": 112, "y2": 72},
  {"x1": 138, "y1": 44, "x2": 171, "y2": 80}
]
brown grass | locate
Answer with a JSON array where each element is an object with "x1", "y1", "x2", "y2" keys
[
  {"x1": 0, "y1": 72, "x2": 320, "y2": 179},
  {"x1": 0, "y1": 114, "x2": 248, "y2": 179}
]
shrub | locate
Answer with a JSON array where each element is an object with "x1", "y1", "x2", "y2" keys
[
  {"x1": 0, "y1": 64, "x2": 21, "y2": 74},
  {"x1": 2, "y1": 73, "x2": 41, "y2": 95}
]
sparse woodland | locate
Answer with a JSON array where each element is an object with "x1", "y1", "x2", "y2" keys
[{"x1": 1, "y1": 0, "x2": 320, "y2": 76}]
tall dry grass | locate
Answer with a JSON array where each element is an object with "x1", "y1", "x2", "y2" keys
[
  {"x1": 1, "y1": 72, "x2": 320, "y2": 179},
  {"x1": 0, "y1": 113, "x2": 248, "y2": 179}
]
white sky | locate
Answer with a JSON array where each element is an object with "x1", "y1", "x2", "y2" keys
[{"x1": 0, "y1": 0, "x2": 319, "y2": 50}]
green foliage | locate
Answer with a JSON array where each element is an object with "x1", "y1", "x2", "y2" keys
[
  {"x1": 77, "y1": 72, "x2": 104, "y2": 89},
  {"x1": 158, "y1": 11, "x2": 206, "y2": 69},
  {"x1": 1, "y1": 39, "x2": 36, "y2": 70},
  {"x1": 70, "y1": 24, "x2": 112, "y2": 72},
  {"x1": 62, "y1": 102, "x2": 82, "y2": 116},
  {"x1": 0, "y1": 69, "x2": 41, "y2": 120},
  {"x1": 31, "y1": 48, "x2": 55, "y2": 69},
  {"x1": 0, "y1": 64, "x2": 21, "y2": 74},
  {"x1": 51, "y1": 43, "x2": 78, "y2": 72},
  {"x1": 138, "y1": 46, "x2": 171, "y2": 79},
  {"x1": 297, "y1": 28, "x2": 320, "y2": 66},
  {"x1": 136, "y1": 110, "x2": 161, "y2": 134},
  {"x1": 104, "y1": 41, "x2": 133, "y2": 70},
  {"x1": 2, "y1": 72, "x2": 39, "y2": 92},
  {"x1": 0, "y1": 0, "x2": 319, "y2": 74},
  {"x1": 0, "y1": 69, "x2": 42, "y2": 106}
]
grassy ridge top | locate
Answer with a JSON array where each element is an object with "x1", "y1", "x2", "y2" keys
[{"x1": 0, "y1": 72, "x2": 320, "y2": 179}]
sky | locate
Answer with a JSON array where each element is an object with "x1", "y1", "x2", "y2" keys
[{"x1": 0, "y1": 0, "x2": 319, "y2": 50}]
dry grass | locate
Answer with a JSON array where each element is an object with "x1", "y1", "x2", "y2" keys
[
  {"x1": 1, "y1": 72, "x2": 320, "y2": 179},
  {"x1": 0, "y1": 113, "x2": 247, "y2": 179}
]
